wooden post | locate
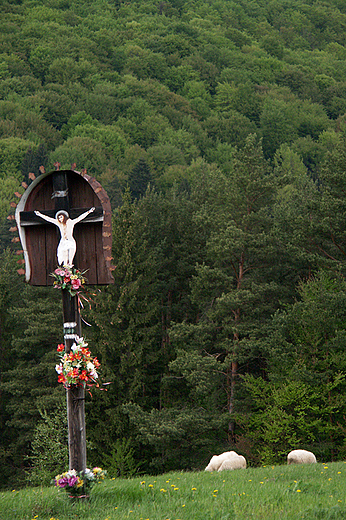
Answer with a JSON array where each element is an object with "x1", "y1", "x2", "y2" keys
[
  {"x1": 15, "y1": 168, "x2": 114, "y2": 479},
  {"x1": 62, "y1": 289, "x2": 87, "y2": 473}
]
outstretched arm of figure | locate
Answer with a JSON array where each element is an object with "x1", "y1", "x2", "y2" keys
[
  {"x1": 72, "y1": 207, "x2": 95, "y2": 224},
  {"x1": 34, "y1": 210, "x2": 57, "y2": 225}
]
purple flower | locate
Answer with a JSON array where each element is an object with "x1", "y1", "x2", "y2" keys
[
  {"x1": 57, "y1": 476, "x2": 69, "y2": 488},
  {"x1": 68, "y1": 476, "x2": 78, "y2": 487}
]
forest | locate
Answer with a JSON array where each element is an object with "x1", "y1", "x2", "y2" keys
[{"x1": 1, "y1": 0, "x2": 346, "y2": 489}]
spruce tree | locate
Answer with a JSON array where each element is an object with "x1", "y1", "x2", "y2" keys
[
  {"x1": 0, "y1": 254, "x2": 63, "y2": 488},
  {"x1": 128, "y1": 158, "x2": 153, "y2": 200},
  {"x1": 170, "y1": 135, "x2": 282, "y2": 442}
]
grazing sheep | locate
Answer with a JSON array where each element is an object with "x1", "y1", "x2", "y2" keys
[
  {"x1": 218, "y1": 455, "x2": 247, "y2": 471},
  {"x1": 205, "y1": 451, "x2": 240, "y2": 472},
  {"x1": 287, "y1": 449, "x2": 317, "y2": 465}
]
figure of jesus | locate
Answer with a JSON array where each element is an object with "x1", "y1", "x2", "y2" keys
[{"x1": 34, "y1": 207, "x2": 95, "y2": 267}]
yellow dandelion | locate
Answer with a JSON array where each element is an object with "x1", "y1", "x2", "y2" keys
[
  {"x1": 213, "y1": 494, "x2": 217, "y2": 497},
  {"x1": 248, "y1": 480, "x2": 252, "y2": 482},
  {"x1": 213, "y1": 489, "x2": 218, "y2": 493},
  {"x1": 338, "y1": 500, "x2": 342, "y2": 502},
  {"x1": 174, "y1": 487, "x2": 179, "y2": 491},
  {"x1": 260, "y1": 482, "x2": 264, "y2": 484},
  {"x1": 171, "y1": 484, "x2": 175, "y2": 487},
  {"x1": 192, "y1": 487, "x2": 197, "y2": 491},
  {"x1": 141, "y1": 481, "x2": 145, "y2": 485},
  {"x1": 182, "y1": 504, "x2": 185, "y2": 507},
  {"x1": 297, "y1": 490, "x2": 302, "y2": 493},
  {"x1": 148, "y1": 484, "x2": 153, "y2": 488},
  {"x1": 338, "y1": 472, "x2": 341, "y2": 474},
  {"x1": 160, "y1": 488, "x2": 167, "y2": 492},
  {"x1": 328, "y1": 478, "x2": 332, "y2": 481}
]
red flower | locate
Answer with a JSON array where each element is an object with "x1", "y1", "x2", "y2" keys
[
  {"x1": 57, "y1": 344, "x2": 65, "y2": 352},
  {"x1": 58, "y1": 374, "x2": 66, "y2": 383},
  {"x1": 79, "y1": 370, "x2": 89, "y2": 381}
]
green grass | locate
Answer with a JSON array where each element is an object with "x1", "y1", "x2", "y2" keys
[{"x1": 1, "y1": 461, "x2": 346, "y2": 520}]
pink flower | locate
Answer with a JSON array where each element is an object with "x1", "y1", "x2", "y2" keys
[{"x1": 71, "y1": 278, "x2": 81, "y2": 290}]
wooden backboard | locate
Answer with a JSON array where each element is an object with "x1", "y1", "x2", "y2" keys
[{"x1": 15, "y1": 169, "x2": 114, "y2": 286}]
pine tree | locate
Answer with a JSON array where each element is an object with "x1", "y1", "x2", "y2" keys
[
  {"x1": 128, "y1": 158, "x2": 153, "y2": 200},
  {"x1": 170, "y1": 135, "x2": 282, "y2": 442},
  {"x1": 239, "y1": 271, "x2": 346, "y2": 464},
  {"x1": 0, "y1": 266, "x2": 63, "y2": 488},
  {"x1": 85, "y1": 188, "x2": 162, "y2": 461}
]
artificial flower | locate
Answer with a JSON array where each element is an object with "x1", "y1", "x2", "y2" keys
[{"x1": 55, "y1": 336, "x2": 100, "y2": 389}]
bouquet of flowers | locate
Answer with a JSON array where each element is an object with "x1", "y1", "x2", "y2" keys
[
  {"x1": 54, "y1": 467, "x2": 107, "y2": 498},
  {"x1": 51, "y1": 265, "x2": 87, "y2": 297},
  {"x1": 55, "y1": 336, "x2": 100, "y2": 389}
]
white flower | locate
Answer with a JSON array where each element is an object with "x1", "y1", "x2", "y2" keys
[
  {"x1": 84, "y1": 468, "x2": 95, "y2": 480},
  {"x1": 55, "y1": 364, "x2": 63, "y2": 374},
  {"x1": 77, "y1": 336, "x2": 88, "y2": 347}
]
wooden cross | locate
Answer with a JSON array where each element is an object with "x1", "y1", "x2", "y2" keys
[
  {"x1": 42, "y1": 171, "x2": 90, "y2": 473},
  {"x1": 16, "y1": 168, "x2": 113, "y2": 286},
  {"x1": 16, "y1": 169, "x2": 109, "y2": 476},
  {"x1": 19, "y1": 171, "x2": 103, "y2": 272}
]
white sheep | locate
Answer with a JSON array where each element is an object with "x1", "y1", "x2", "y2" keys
[
  {"x1": 287, "y1": 449, "x2": 317, "y2": 465},
  {"x1": 205, "y1": 451, "x2": 240, "y2": 472},
  {"x1": 218, "y1": 455, "x2": 247, "y2": 471}
]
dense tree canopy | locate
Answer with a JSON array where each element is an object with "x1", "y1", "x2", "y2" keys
[{"x1": 2, "y1": 0, "x2": 346, "y2": 488}]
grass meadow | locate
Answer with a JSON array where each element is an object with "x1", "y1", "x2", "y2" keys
[{"x1": 1, "y1": 461, "x2": 346, "y2": 520}]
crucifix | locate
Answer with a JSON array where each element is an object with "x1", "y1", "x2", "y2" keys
[
  {"x1": 18, "y1": 171, "x2": 105, "y2": 281},
  {"x1": 15, "y1": 167, "x2": 114, "y2": 476},
  {"x1": 33, "y1": 207, "x2": 96, "y2": 267}
]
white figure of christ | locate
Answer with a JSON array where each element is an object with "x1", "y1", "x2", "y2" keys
[{"x1": 34, "y1": 207, "x2": 95, "y2": 266}]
